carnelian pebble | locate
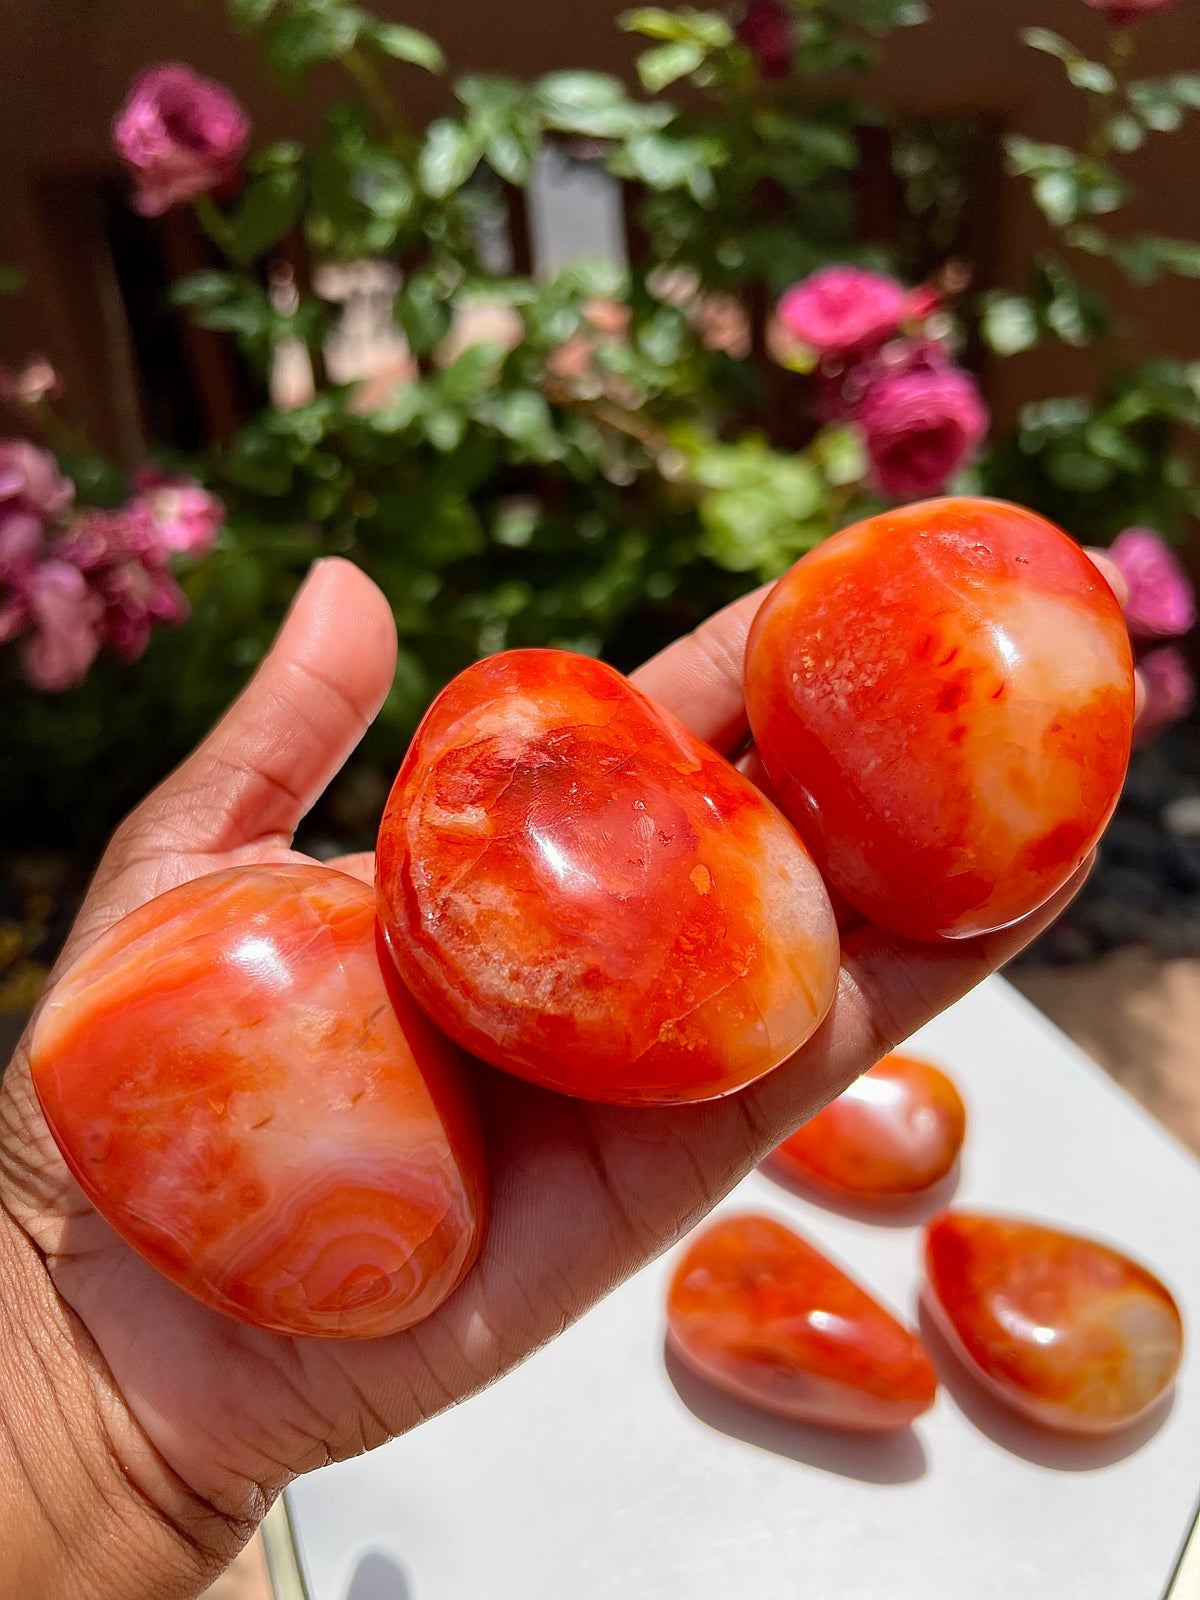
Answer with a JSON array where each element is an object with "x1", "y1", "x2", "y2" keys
[
  {"x1": 745, "y1": 497, "x2": 1135, "y2": 940},
  {"x1": 768, "y1": 1052, "x2": 966, "y2": 1202},
  {"x1": 376, "y1": 649, "x2": 839, "y2": 1106},
  {"x1": 30, "y1": 865, "x2": 486, "y2": 1339},
  {"x1": 924, "y1": 1211, "x2": 1184, "y2": 1433},
  {"x1": 667, "y1": 1213, "x2": 938, "y2": 1430}
]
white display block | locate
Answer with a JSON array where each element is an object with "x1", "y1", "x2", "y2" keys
[{"x1": 287, "y1": 977, "x2": 1200, "y2": 1600}]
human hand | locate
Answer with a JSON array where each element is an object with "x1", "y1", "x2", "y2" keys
[{"x1": 0, "y1": 556, "x2": 1097, "y2": 1599}]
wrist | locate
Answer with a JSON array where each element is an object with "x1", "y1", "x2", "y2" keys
[{"x1": 0, "y1": 1207, "x2": 249, "y2": 1600}]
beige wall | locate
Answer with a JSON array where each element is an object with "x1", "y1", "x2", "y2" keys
[{"x1": 3, "y1": 0, "x2": 1197, "y2": 453}]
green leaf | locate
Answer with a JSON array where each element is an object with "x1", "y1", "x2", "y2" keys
[
  {"x1": 483, "y1": 389, "x2": 559, "y2": 457},
  {"x1": 226, "y1": 167, "x2": 304, "y2": 263},
  {"x1": 1020, "y1": 27, "x2": 1077, "y2": 61},
  {"x1": 1068, "y1": 59, "x2": 1115, "y2": 95},
  {"x1": 169, "y1": 269, "x2": 243, "y2": 309},
  {"x1": 369, "y1": 22, "x2": 444, "y2": 72},
  {"x1": 536, "y1": 71, "x2": 671, "y2": 138},
  {"x1": 609, "y1": 131, "x2": 725, "y2": 203},
  {"x1": 620, "y1": 8, "x2": 732, "y2": 47},
  {"x1": 352, "y1": 150, "x2": 414, "y2": 221},
  {"x1": 252, "y1": 139, "x2": 306, "y2": 174},
  {"x1": 438, "y1": 341, "x2": 506, "y2": 402},
  {"x1": 621, "y1": 7, "x2": 695, "y2": 40},
  {"x1": 811, "y1": 425, "x2": 867, "y2": 487},
  {"x1": 418, "y1": 119, "x2": 481, "y2": 198},
  {"x1": 638, "y1": 41, "x2": 707, "y2": 91},
  {"x1": 981, "y1": 292, "x2": 1039, "y2": 356},
  {"x1": 1104, "y1": 113, "x2": 1144, "y2": 153},
  {"x1": 267, "y1": 8, "x2": 361, "y2": 80},
  {"x1": 230, "y1": 0, "x2": 280, "y2": 26},
  {"x1": 1032, "y1": 171, "x2": 1078, "y2": 226},
  {"x1": 1020, "y1": 28, "x2": 1114, "y2": 94},
  {"x1": 1128, "y1": 78, "x2": 1187, "y2": 132},
  {"x1": 0, "y1": 264, "x2": 25, "y2": 295},
  {"x1": 395, "y1": 273, "x2": 453, "y2": 356}
]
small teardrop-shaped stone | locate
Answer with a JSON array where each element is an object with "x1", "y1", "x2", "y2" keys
[
  {"x1": 667, "y1": 1213, "x2": 937, "y2": 1431},
  {"x1": 767, "y1": 1052, "x2": 966, "y2": 1202},
  {"x1": 377, "y1": 649, "x2": 839, "y2": 1106},
  {"x1": 924, "y1": 1211, "x2": 1184, "y2": 1434}
]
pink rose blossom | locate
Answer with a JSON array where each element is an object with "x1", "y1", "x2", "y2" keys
[
  {"x1": 777, "y1": 267, "x2": 907, "y2": 358},
  {"x1": 1108, "y1": 526, "x2": 1195, "y2": 640},
  {"x1": 0, "y1": 513, "x2": 44, "y2": 582},
  {"x1": 1083, "y1": 0, "x2": 1176, "y2": 26},
  {"x1": 736, "y1": 0, "x2": 794, "y2": 79},
  {"x1": 132, "y1": 470, "x2": 225, "y2": 557},
  {"x1": 0, "y1": 439, "x2": 74, "y2": 581},
  {"x1": 0, "y1": 438, "x2": 74, "y2": 521},
  {"x1": 53, "y1": 505, "x2": 191, "y2": 665},
  {"x1": 114, "y1": 64, "x2": 251, "y2": 218},
  {"x1": 20, "y1": 561, "x2": 103, "y2": 692},
  {"x1": 98, "y1": 555, "x2": 191, "y2": 662},
  {"x1": 1134, "y1": 645, "x2": 1195, "y2": 744},
  {"x1": 858, "y1": 365, "x2": 989, "y2": 500}
]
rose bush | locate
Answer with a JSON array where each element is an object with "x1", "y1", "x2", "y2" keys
[{"x1": 2, "y1": 0, "x2": 1197, "y2": 871}]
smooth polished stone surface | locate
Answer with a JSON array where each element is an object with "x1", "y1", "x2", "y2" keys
[
  {"x1": 667, "y1": 1213, "x2": 938, "y2": 1430},
  {"x1": 768, "y1": 1053, "x2": 966, "y2": 1202},
  {"x1": 745, "y1": 497, "x2": 1135, "y2": 941},
  {"x1": 30, "y1": 865, "x2": 486, "y2": 1339},
  {"x1": 377, "y1": 649, "x2": 839, "y2": 1105},
  {"x1": 924, "y1": 1211, "x2": 1184, "y2": 1434}
]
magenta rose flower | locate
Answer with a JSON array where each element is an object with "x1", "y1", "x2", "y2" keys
[
  {"x1": 858, "y1": 366, "x2": 989, "y2": 500},
  {"x1": 0, "y1": 439, "x2": 74, "y2": 581},
  {"x1": 0, "y1": 439, "x2": 74, "y2": 521},
  {"x1": 1108, "y1": 526, "x2": 1196, "y2": 640},
  {"x1": 53, "y1": 504, "x2": 191, "y2": 665},
  {"x1": 132, "y1": 470, "x2": 225, "y2": 557},
  {"x1": 777, "y1": 267, "x2": 907, "y2": 358},
  {"x1": 1083, "y1": 0, "x2": 1176, "y2": 26},
  {"x1": 20, "y1": 560, "x2": 103, "y2": 692},
  {"x1": 113, "y1": 64, "x2": 251, "y2": 217},
  {"x1": 1134, "y1": 645, "x2": 1195, "y2": 744},
  {"x1": 736, "y1": 0, "x2": 794, "y2": 79}
]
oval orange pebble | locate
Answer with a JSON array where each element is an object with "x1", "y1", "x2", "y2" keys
[
  {"x1": 745, "y1": 497, "x2": 1135, "y2": 940},
  {"x1": 667, "y1": 1213, "x2": 938, "y2": 1430},
  {"x1": 768, "y1": 1053, "x2": 966, "y2": 1203},
  {"x1": 377, "y1": 649, "x2": 839, "y2": 1105},
  {"x1": 924, "y1": 1211, "x2": 1184, "y2": 1434},
  {"x1": 30, "y1": 865, "x2": 487, "y2": 1339}
]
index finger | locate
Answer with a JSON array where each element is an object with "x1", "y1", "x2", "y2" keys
[{"x1": 629, "y1": 582, "x2": 772, "y2": 756}]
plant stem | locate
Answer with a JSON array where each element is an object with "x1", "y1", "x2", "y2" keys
[
  {"x1": 192, "y1": 192, "x2": 239, "y2": 262},
  {"x1": 342, "y1": 46, "x2": 417, "y2": 155}
]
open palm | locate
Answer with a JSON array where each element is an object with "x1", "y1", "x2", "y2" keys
[{"x1": 0, "y1": 558, "x2": 1089, "y2": 1594}]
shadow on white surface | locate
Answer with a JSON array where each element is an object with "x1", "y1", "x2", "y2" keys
[
  {"x1": 917, "y1": 1303, "x2": 1176, "y2": 1471},
  {"x1": 757, "y1": 1156, "x2": 963, "y2": 1228},
  {"x1": 345, "y1": 1550, "x2": 414, "y2": 1600},
  {"x1": 663, "y1": 1345, "x2": 929, "y2": 1485}
]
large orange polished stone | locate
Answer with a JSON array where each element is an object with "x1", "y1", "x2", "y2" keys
[
  {"x1": 924, "y1": 1211, "x2": 1184, "y2": 1433},
  {"x1": 30, "y1": 865, "x2": 486, "y2": 1339},
  {"x1": 768, "y1": 1053, "x2": 966, "y2": 1202},
  {"x1": 377, "y1": 649, "x2": 839, "y2": 1105},
  {"x1": 745, "y1": 497, "x2": 1135, "y2": 940},
  {"x1": 667, "y1": 1213, "x2": 938, "y2": 1430}
]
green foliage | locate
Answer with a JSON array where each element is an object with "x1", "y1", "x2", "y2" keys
[
  {"x1": 979, "y1": 19, "x2": 1200, "y2": 543},
  {"x1": 12, "y1": 0, "x2": 1199, "y2": 859}
]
